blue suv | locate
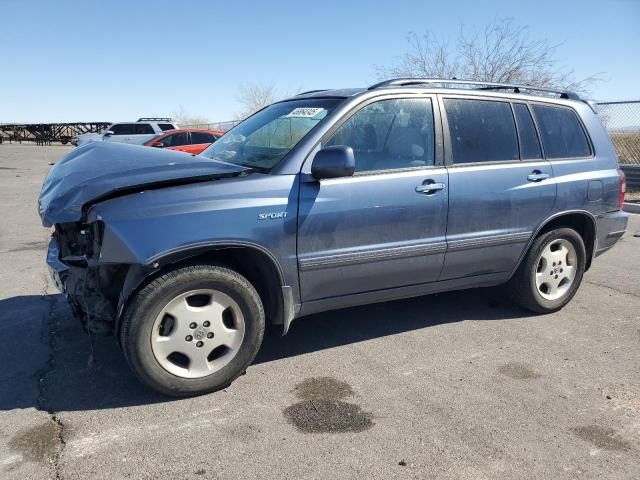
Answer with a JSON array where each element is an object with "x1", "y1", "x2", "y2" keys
[{"x1": 39, "y1": 79, "x2": 629, "y2": 396}]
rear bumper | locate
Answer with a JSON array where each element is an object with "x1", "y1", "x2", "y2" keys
[{"x1": 594, "y1": 210, "x2": 629, "y2": 257}]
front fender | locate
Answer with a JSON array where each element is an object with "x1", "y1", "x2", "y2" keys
[{"x1": 88, "y1": 173, "x2": 301, "y2": 310}]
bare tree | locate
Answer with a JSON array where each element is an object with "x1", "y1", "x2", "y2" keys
[
  {"x1": 235, "y1": 82, "x2": 280, "y2": 120},
  {"x1": 376, "y1": 18, "x2": 599, "y2": 93},
  {"x1": 171, "y1": 106, "x2": 211, "y2": 128}
]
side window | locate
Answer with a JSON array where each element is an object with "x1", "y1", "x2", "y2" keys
[
  {"x1": 513, "y1": 103, "x2": 542, "y2": 159},
  {"x1": 167, "y1": 132, "x2": 189, "y2": 146},
  {"x1": 325, "y1": 98, "x2": 435, "y2": 172},
  {"x1": 444, "y1": 98, "x2": 519, "y2": 164},
  {"x1": 135, "y1": 123, "x2": 155, "y2": 135},
  {"x1": 158, "y1": 123, "x2": 176, "y2": 131},
  {"x1": 531, "y1": 104, "x2": 591, "y2": 159},
  {"x1": 191, "y1": 132, "x2": 215, "y2": 144},
  {"x1": 110, "y1": 123, "x2": 137, "y2": 135},
  {"x1": 159, "y1": 134, "x2": 173, "y2": 147}
]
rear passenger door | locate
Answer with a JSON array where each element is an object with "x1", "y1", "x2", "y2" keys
[{"x1": 439, "y1": 96, "x2": 556, "y2": 280}]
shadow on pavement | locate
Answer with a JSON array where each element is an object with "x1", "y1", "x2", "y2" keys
[
  {"x1": 0, "y1": 287, "x2": 528, "y2": 412},
  {"x1": 255, "y1": 287, "x2": 528, "y2": 365}
]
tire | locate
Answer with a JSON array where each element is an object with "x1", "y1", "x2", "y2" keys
[
  {"x1": 508, "y1": 228, "x2": 586, "y2": 314},
  {"x1": 120, "y1": 264, "x2": 264, "y2": 397}
]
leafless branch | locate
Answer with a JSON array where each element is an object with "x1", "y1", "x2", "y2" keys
[
  {"x1": 375, "y1": 18, "x2": 601, "y2": 95},
  {"x1": 235, "y1": 82, "x2": 280, "y2": 120},
  {"x1": 171, "y1": 106, "x2": 210, "y2": 128}
]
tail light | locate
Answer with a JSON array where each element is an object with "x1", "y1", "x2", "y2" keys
[{"x1": 618, "y1": 168, "x2": 626, "y2": 209}]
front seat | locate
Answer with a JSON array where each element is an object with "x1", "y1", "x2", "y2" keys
[{"x1": 385, "y1": 123, "x2": 426, "y2": 168}]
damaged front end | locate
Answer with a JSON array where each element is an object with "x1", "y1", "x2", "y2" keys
[
  {"x1": 39, "y1": 142, "x2": 252, "y2": 335},
  {"x1": 48, "y1": 222, "x2": 126, "y2": 335}
]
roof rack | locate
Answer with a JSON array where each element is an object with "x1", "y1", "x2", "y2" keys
[
  {"x1": 296, "y1": 89, "x2": 330, "y2": 96},
  {"x1": 368, "y1": 78, "x2": 581, "y2": 100},
  {"x1": 137, "y1": 117, "x2": 173, "y2": 122}
]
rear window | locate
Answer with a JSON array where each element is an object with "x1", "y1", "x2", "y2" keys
[
  {"x1": 444, "y1": 98, "x2": 519, "y2": 164},
  {"x1": 158, "y1": 123, "x2": 176, "y2": 131},
  {"x1": 531, "y1": 104, "x2": 591, "y2": 159}
]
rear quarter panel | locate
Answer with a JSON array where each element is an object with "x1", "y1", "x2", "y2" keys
[{"x1": 547, "y1": 102, "x2": 620, "y2": 215}]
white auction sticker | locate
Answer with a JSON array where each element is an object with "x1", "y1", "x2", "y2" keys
[{"x1": 285, "y1": 107, "x2": 324, "y2": 118}]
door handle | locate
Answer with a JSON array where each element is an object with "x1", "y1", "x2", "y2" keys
[
  {"x1": 415, "y1": 182, "x2": 446, "y2": 194},
  {"x1": 527, "y1": 171, "x2": 550, "y2": 182}
]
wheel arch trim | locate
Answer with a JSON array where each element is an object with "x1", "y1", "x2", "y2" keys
[
  {"x1": 145, "y1": 240, "x2": 287, "y2": 284},
  {"x1": 116, "y1": 241, "x2": 293, "y2": 335},
  {"x1": 509, "y1": 209, "x2": 597, "y2": 278}
]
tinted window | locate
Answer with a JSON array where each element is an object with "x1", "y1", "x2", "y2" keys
[
  {"x1": 444, "y1": 99, "x2": 518, "y2": 163},
  {"x1": 191, "y1": 132, "x2": 215, "y2": 144},
  {"x1": 109, "y1": 123, "x2": 137, "y2": 135},
  {"x1": 158, "y1": 123, "x2": 176, "y2": 131},
  {"x1": 163, "y1": 132, "x2": 188, "y2": 147},
  {"x1": 532, "y1": 104, "x2": 591, "y2": 158},
  {"x1": 325, "y1": 98, "x2": 435, "y2": 172},
  {"x1": 513, "y1": 103, "x2": 542, "y2": 159},
  {"x1": 135, "y1": 123, "x2": 155, "y2": 135}
]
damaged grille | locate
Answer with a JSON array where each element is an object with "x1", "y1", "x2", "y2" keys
[
  {"x1": 54, "y1": 222, "x2": 102, "y2": 265},
  {"x1": 52, "y1": 221, "x2": 116, "y2": 334}
]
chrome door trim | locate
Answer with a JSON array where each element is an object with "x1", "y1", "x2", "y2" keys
[
  {"x1": 299, "y1": 241, "x2": 447, "y2": 271},
  {"x1": 446, "y1": 231, "x2": 532, "y2": 252}
]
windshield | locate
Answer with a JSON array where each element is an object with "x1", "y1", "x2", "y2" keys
[{"x1": 200, "y1": 98, "x2": 341, "y2": 170}]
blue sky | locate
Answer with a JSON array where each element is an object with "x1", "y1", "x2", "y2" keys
[{"x1": 1, "y1": 0, "x2": 639, "y2": 123}]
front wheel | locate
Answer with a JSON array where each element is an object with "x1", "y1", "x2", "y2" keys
[
  {"x1": 508, "y1": 228, "x2": 586, "y2": 313},
  {"x1": 120, "y1": 264, "x2": 265, "y2": 397}
]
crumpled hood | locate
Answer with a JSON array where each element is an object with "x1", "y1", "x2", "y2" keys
[{"x1": 38, "y1": 141, "x2": 247, "y2": 226}]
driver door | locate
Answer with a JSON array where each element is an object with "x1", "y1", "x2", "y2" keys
[{"x1": 297, "y1": 96, "x2": 448, "y2": 301}]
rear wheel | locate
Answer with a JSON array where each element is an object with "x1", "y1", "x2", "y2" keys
[
  {"x1": 508, "y1": 228, "x2": 586, "y2": 313},
  {"x1": 120, "y1": 264, "x2": 264, "y2": 397}
]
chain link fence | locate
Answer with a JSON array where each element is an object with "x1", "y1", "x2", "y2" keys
[
  {"x1": 181, "y1": 120, "x2": 241, "y2": 132},
  {"x1": 597, "y1": 100, "x2": 640, "y2": 165}
]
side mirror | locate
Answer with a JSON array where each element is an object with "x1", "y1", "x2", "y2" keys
[
  {"x1": 103, "y1": 130, "x2": 114, "y2": 137},
  {"x1": 311, "y1": 145, "x2": 355, "y2": 180},
  {"x1": 151, "y1": 142, "x2": 164, "y2": 148}
]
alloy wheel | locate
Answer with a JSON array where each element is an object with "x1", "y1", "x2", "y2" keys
[
  {"x1": 534, "y1": 238, "x2": 577, "y2": 301},
  {"x1": 151, "y1": 289, "x2": 245, "y2": 378}
]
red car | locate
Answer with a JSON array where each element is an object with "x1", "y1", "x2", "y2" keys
[{"x1": 144, "y1": 129, "x2": 224, "y2": 155}]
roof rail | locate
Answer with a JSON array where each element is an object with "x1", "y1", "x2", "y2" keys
[
  {"x1": 296, "y1": 89, "x2": 330, "y2": 96},
  {"x1": 137, "y1": 117, "x2": 173, "y2": 122},
  {"x1": 368, "y1": 78, "x2": 581, "y2": 100}
]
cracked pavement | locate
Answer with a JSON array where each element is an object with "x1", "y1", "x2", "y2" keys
[{"x1": 0, "y1": 144, "x2": 639, "y2": 479}]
